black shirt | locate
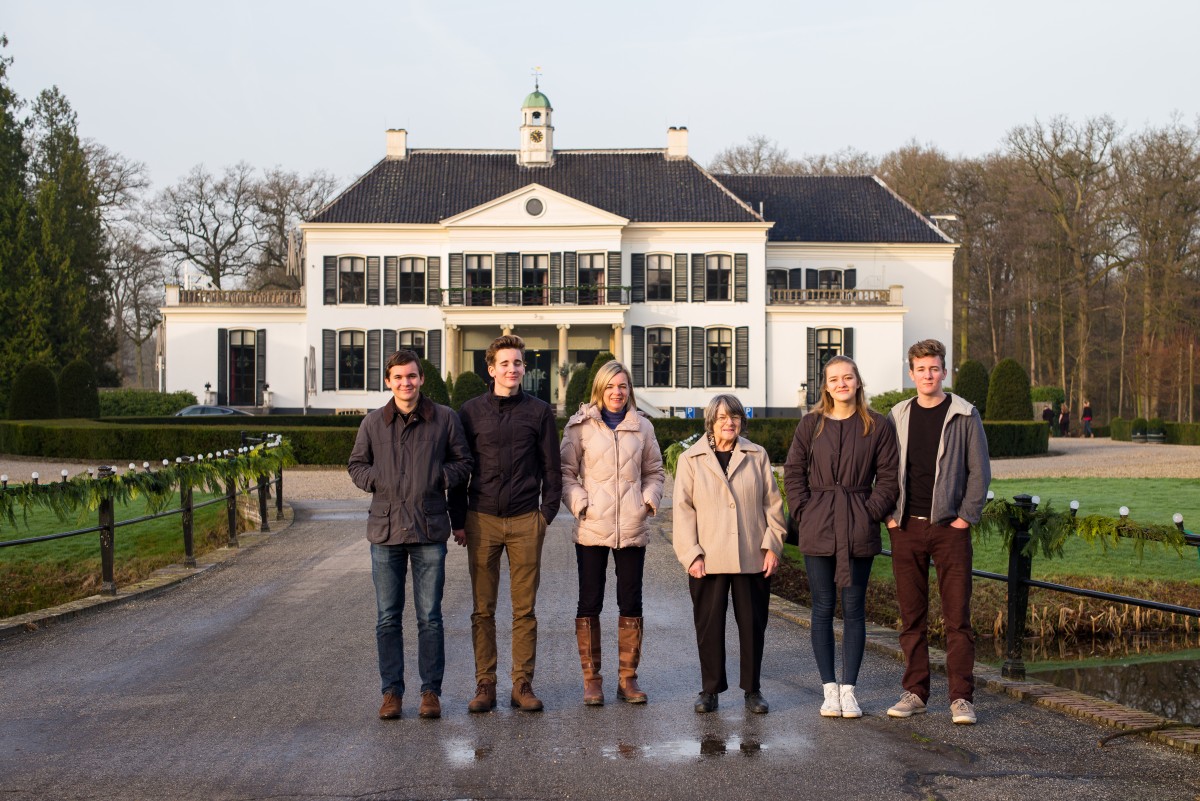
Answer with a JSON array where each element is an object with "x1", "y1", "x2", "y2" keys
[{"x1": 905, "y1": 395, "x2": 951, "y2": 519}]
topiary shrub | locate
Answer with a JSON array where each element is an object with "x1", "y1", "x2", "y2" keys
[
  {"x1": 99, "y1": 389, "x2": 198, "y2": 417},
  {"x1": 954, "y1": 360, "x2": 989, "y2": 415},
  {"x1": 8, "y1": 363, "x2": 60, "y2": 420},
  {"x1": 1147, "y1": 417, "x2": 1165, "y2": 435},
  {"x1": 1030, "y1": 385, "x2": 1066, "y2": 410},
  {"x1": 868, "y1": 388, "x2": 917, "y2": 417},
  {"x1": 585, "y1": 351, "x2": 616, "y2": 400},
  {"x1": 1131, "y1": 417, "x2": 1148, "y2": 436},
  {"x1": 451, "y1": 370, "x2": 487, "y2": 410},
  {"x1": 420, "y1": 360, "x2": 450, "y2": 405},
  {"x1": 58, "y1": 358, "x2": 102, "y2": 419},
  {"x1": 984, "y1": 358, "x2": 1033, "y2": 421},
  {"x1": 565, "y1": 364, "x2": 591, "y2": 413}
]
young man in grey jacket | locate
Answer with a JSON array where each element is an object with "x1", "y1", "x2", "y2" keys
[{"x1": 885, "y1": 339, "x2": 991, "y2": 725}]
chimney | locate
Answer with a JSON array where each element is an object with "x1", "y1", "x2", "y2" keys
[
  {"x1": 386, "y1": 129, "x2": 408, "y2": 160},
  {"x1": 666, "y1": 126, "x2": 688, "y2": 160}
]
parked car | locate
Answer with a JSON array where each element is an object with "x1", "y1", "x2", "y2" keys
[{"x1": 174, "y1": 405, "x2": 254, "y2": 417}]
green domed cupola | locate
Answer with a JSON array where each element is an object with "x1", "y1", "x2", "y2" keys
[
  {"x1": 523, "y1": 90, "x2": 551, "y2": 109},
  {"x1": 519, "y1": 80, "x2": 554, "y2": 166}
]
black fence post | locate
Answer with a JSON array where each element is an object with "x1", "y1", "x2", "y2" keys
[
  {"x1": 275, "y1": 469, "x2": 284, "y2": 521},
  {"x1": 226, "y1": 471, "x2": 239, "y2": 549},
  {"x1": 181, "y1": 468, "x2": 196, "y2": 569},
  {"x1": 1002, "y1": 493, "x2": 1035, "y2": 680},
  {"x1": 257, "y1": 472, "x2": 270, "y2": 533},
  {"x1": 97, "y1": 466, "x2": 117, "y2": 596}
]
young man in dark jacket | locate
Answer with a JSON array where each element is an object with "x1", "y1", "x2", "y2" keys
[
  {"x1": 450, "y1": 335, "x2": 562, "y2": 713},
  {"x1": 885, "y1": 339, "x2": 991, "y2": 725},
  {"x1": 348, "y1": 349, "x2": 472, "y2": 721}
]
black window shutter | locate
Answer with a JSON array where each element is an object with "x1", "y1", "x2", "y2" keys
[
  {"x1": 675, "y1": 326, "x2": 690, "y2": 389},
  {"x1": 806, "y1": 327, "x2": 818, "y2": 406},
  {"x1": 631, "y1": 325, "x2": 645, "y2": 387},
  {"x1": 216, "y1": 328, "x2": 228, "y2": 405},
  {"x1": 789, "y1": 268, "x2": 804, "y2": 290},
  {"x1": 607, "y1": 251, "x2": 622, "y2": 303},
  {"x1": 427, "y1": 256, "x2": 441, "y2": 305},
  {"x1": 507, "y1": 252, "x2": 520, "y2": 305},
  {"x1": 843, "y1": 327, "x2": 854, "y2": 360},
  {"x1": 255, "y1": 329, "x2": 267, "y2": 405},
  {"x1": 691, "y1": 254, "x2": 705, "y2": 302},
  {"x1": 448, "y1": 253, "x2": 464, "y2": 305},
  {"x1": 550, "y1": 252, "x2": 562, "y2": 304},
  {"x1": 631, "y1": 253, "x2": 645, "y2": 303},
  {"x1": 384, "y1": 256, "x2": 398, "y2": 304},
  {"x1": 564, "y1": 252, "x2": 578, "y2": 304},
  {"x1": 690, "y1": 327, "x2": 704, "y2": 388},
  {"x1": 493, "y1": 253, "x2": 509, "y2": 305},
  {"x1": 367, "y1": 256, "x2": 380, "y2": 305},
  {"x1": 674, "y1": 253, "x2": 688, "y2": 302},
  {"x1": 427, "y1": 329, "x2": 443, "y2": 373},
  {"x1": 844, "y1": 268, "x2": 856, "y2": 290},
  {"x1": 806, "y1": 268, "x2": 818, "y2": 289},
  {"x1": 323, "y1": 256, "x2": 337, "y2": 305},
  {"x1": 383, "y1": 329, "x2": 397, "y2": 361},
  {"x1": 322, "y1": 329, "x2": 336, "y2": 391},
  {"x1": 367, "y1": 330, "x2": 382, "y2": 391},
  {"x1": 735, "y1": 326, "x2": 749, "y2": 388},
  {"x1": 734, "y1": 253, "x2": 748, "y2": 302}
]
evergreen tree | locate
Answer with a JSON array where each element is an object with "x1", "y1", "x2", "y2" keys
[
  {"x1": 420, "y1": 359, "x2": 450, "y2": 405},
  {"x1": 954, "y1": 359, "x2": 989, "y2": 415},
  {"x1": 450, "y1": 370, "x2": 487, "y2": 410},
  {"x1": 8, "y1": 362, "x2": 59, "y2": 420},
  {"x1": 565, "y1": 365, "x2": 590, "y2": 413},
  {"x1": 59, "y1": 357, "x2": 101, "y2": 418},
  {"x1": 985, "y1": 358, "x2": 1034, "y2": 421}
]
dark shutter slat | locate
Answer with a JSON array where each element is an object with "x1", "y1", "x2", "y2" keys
[
  {"x1": 735, "y1": 326, "x2": 749, "y2": 388},
  {"x1": 734, "y1": 253, "x2": 748, "y2": 302},
  {"x1": 690, "y1": 327, "x2": 704, "y2": 388},
  {"x1": 367, "y1": 330, "x2": 382, "y2": 391},
  {"x1": 631, "y1": 253, "x2": 645, "y2": 303},
  {"x1": 448, "y1": 253, "x2": 464, "y2": 305},
  {"x1": 383, "y1": 329, "x2": 397, "y2": 361},
  {"x1": 427, "y1": 329, "x2": 443, "y2": 373},
  {"x1": 323, "y1": 256, "x2": 337, "y2": 305},
  {"x1": 674, "y1": 253, "x2": 688, "y2": 302},
  {"x1": 493, "y1": 253, "x2": 508, "y2": 305},
  {"x1": 631, "y1": 325, "x2": 645, "y2": 388},
  {"x1": 843, "y1": 327, "x2": 854, "y2": 360},
  {"x1": 367, "y1": 256, "x2": 380, "y2": 305},
  {"x1": 844, "y1": 268, "x2": 856, "y2": 290},
  {"x1": 426, "y1": 256, "x2": 441, "y2": 305},
  {"x1": 691, "y1": 254, "x2": 705, "y2": 302},
  {"x1": 806, "y1": 327, "x2": 818, "y2": 406},
  {"x1": 508, "y1": 252, "x2": 521, "y2": 305},
  {"x1": 564, "y1": 252, "x2": 578, "y2": 304},
  {"x1": 384, "y1": 256, "x2": 398, "y2": 304},
  {"x1": 322, "y1": 329, "x2": 336, "y2": 391},
  {"x1": 789, "y1": 268, "x2": 804, "y2": 290},
  {"x1": 806, "y1": 268, "x2": 818, "y2": 290},
  {"x1": 255, "y1": 329, "x2": 267, "y2": 405},
  {"x1": 217, "y1": 328, "x2": 228, "y2": 405},
  {"x1": 675, "y1": 326, "x2": 689, "y2": 389},
  {"x1": 550, "y1": 252, "x2": 562, "y2": 304},
  {"x1": 607, "y1": 251, "x2": 622, "y2": 303}
]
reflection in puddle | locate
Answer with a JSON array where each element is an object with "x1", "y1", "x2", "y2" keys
[
  {"x1": 1029, "y1": 654, "x2": 1200, "y2": 726},
  {"x1": 444, "y1": 739, "x2": 493, "y2": 767},
  {"x1": 602, "y1": 734, "x2": 805, "y2": 762}
]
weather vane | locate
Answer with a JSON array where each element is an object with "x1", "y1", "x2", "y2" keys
[{"x1": 531, "y1": 66, "x2": 542, "y2": 91}]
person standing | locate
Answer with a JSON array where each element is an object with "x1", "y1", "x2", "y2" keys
[
  {"x1": 1058, "y1": 403, "x2": 1071, "y2": 437},
  {"x1": 886, "y1": 340, "x2": 991, "y2": 725},
  {"x1": 450, "y1": 335, "x2": 562, "y2": 713},
  {"x1": 561, "y1": 361, "x2": 665, "y2": 706},
  {"x1": 674, "y1": 394, "x2": 786, "y2": 714},
  {"x1": 785, "y1": 356, "x2": 899, "y2": 719},
  {"x1": 347, "y1": 349, "x2": 473, "y2": 721},
  {"x1": 1081, "y1": 401, "x2": 1094, "y2": 438}
]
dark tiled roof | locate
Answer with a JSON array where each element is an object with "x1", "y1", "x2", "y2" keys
[
  {"x1": 714, "y1": 174, "x2": 953, "y2": 244},
  {"x1": 310, "y1": 151, "x2": 759, "y2": 224}
]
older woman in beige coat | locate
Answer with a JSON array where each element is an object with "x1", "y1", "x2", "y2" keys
[
  {"x1": 561, "y1": 361, "x2": 665, "y2": 706},
  {"x1": 674, "y1": 394, "x2": 786, "y2": 714}
]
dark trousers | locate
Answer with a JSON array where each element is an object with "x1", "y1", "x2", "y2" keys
[
  {"x1": 891, "y1": 518, "x2": 975, "y2": 702},
  {"x1": 688, "y1": 572, "x2": 771, "y2": 694},
  {"x1": 805, "y1": 554, "x2": 873, "y2": 686},
  {"x1": 576, "y1": 544, "x2": 645, "y2": 618}
]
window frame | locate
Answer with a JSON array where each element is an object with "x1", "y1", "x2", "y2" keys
[
  {"x1": 338, "y1": 256, "x2": 366, "y2": 305},
  {"x1": 816, "y1": 327, "x2": 843, "y2": 371},
  {"x1": 647, "y1": 326, "x2": 673, "y2": 388},
  {"x1": 705, "y1": 326, "x2": 733, "y2": 388},
  {"x1": 396, "y1": 329, "x2": 426, "y2": 359},
  {"x1": 577, "y1": 252, "x2": 606, "y2": 306},
  {"x1": 646, "y1": 253, "x2": 673, "y2": 301},
  {"x1": 397, "y1": 256, "x2": 426, "y2": 304},
  {"x1": 465, "y1": 253, "x2": 493, "y2": 307},
  {"x1": 705, "y1": 253, "x2": 733, "y2": 302},
  {"x1": 521, "y1": 253, "x2": 549, "y2": 306},
  {"x1": 337, "y1": 329, "x2": 367, "y2": 391},
  {"x1": 817, "y1": 269, "x2": 843, "y2": 290}
]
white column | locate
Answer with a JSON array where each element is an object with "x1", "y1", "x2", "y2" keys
[
  {"x1": 611, "y1": 323, "x2": 624, "y2": 362},
  {"x1": 446, "y1": 325, "x2": 460, "y2": 379},
  {"x1": 557, "y1": 323, "x2": 571, "y2": 415}
]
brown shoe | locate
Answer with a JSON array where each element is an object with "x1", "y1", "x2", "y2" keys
[
  {"x1": 467, "y1": 680, "x2": 496, "y2": 714},
  {"x1": 379, "y1": 691, "x2": 402, "y2": 720},
  {"x1": 510, "y1": 679, "x2": 544, "y2": 712},
  {"x1": 617, "y1": 616, "x2": 648, "y2": 704},
  {"x1": 418, "y1": 690, "x2": 441, "y2": 719},
  {"x1": 576, "y1": 616, "x2": 604, "y2": 706}
]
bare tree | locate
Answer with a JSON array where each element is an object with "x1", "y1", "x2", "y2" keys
[
  {"x1": 792, "y1": 146, "x2": 879, "y2": 176},
  {"x1": 709, "y1": 135, "x2": 797, "y2": 174},
  {"x1": 84, "y1": 141, "x2": 149, "y2": 234},
  {"x1": 108, "y1": 228, "x2": 165, "y2": 386},
  {"x1": 250, "y1": 167, "x2": 338, "y2": 289}
]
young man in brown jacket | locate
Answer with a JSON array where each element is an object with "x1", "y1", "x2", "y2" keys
[{"x1": 348, "y1": 350, "x2": 472, "y2": 721}]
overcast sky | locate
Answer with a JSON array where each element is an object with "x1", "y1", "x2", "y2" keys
[{"x1": 5, "y1": 0, "x2": 1197, "y2": 192}]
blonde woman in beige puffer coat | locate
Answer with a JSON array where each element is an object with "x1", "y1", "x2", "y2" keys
[{"x1": 560, "y1": 360, "x2": 665, "y2": 707}]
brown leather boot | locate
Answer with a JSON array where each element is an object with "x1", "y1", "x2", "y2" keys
[
  {"x1": 378, "y1": 691, "x2": 402, "y2": 719},
  {"x1": 576, "y1": 616, "x2": 603, "y2": 706},
  {"x1": 467, "y1": 679, "x2": 496, "y2": 713},
  {"x1": 617, "y1": 616, "x2": 648, "y2": 703},
  {"x1": 418, "y1": 690, "x2": 441, "y2": 719},
  {"x1": 510, "y1": 679, "x2": 544, "y2": 712}
]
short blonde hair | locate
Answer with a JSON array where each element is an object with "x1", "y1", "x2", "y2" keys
[
  {"x1": 704, "y1": 394, "x2": 746, "y2": 437},
  {"x1": 589, "y1": 360, "x2": 637, "y2": 412}
]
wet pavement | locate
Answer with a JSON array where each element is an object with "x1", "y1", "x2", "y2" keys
[{"x1": 2, "y1": 499, "x2": 1199, "y2": 801}]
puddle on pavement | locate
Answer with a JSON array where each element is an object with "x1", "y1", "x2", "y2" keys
[
  {"x1": 444, "y1": 740, "x2": 493, "y2": 766},
  {"x1": 602, "y1": 733, "x2": 811, "y2": 762},
  {"x1": 1028, "y1": 654, "x2": 1200, "y2": 726}
]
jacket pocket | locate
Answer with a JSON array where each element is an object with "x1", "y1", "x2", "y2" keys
[
  {"x1": 367, "y1": 502, "x2": 391, "y2": 543},
  {"x1": 423, "y1": 497, "x2": 447, "y2": 516}
]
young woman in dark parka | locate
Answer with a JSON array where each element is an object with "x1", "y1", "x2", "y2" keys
[{"x1": 784, "y1": 355, "x2": 899, "y2": 718}]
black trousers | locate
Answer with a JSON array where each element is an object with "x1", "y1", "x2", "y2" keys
[
  {"x1": 576, "y1": 544, "x2": 646, "y2": 618},
  {"x1": 688, "y1": 572, "x2": 771, "y2": 694}
]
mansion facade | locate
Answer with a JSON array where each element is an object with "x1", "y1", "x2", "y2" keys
[{"x1": 159, "y1": 89, "x2": 956, "y2": 416}]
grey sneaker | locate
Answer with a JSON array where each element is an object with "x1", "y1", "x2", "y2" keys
[
  {"x1": 950, "y1": 699, "x2": 977, "y2": 725},
  {"x1": 887, "y1": 691, "x2": 927, "y2": 718}
]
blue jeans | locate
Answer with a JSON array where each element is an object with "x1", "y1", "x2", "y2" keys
[
  {"x1": 371, "y1": 541, "x2": 447, "y2": 697},
  {"x1": 805, "y1": 554, "x2": 873, "y2": 686}
]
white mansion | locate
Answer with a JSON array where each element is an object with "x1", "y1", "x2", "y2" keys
[{"x1": 160, "y1": 89, "x2": 956, "y2": 416}]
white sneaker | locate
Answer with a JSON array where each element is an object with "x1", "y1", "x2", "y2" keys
[
  {"x1": 887, "y1": 691, "x2": 927, "y2": 718},
  {"x1": 820, "y1": 682, "x2": 841, "y2": 717},
  {"x1": 840, "y1": 684, "x2": 862, "y2": 718},
  {"x1": 950, "y1": 698, "x2": 977, "y2": 725}
]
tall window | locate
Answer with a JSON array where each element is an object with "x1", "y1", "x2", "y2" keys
[
  {"x1": 816, "y1": 327, "x2": 842, "y2": 370},
  {"x1": 466, "y1": 254, "x2": 492, "y2": 306},
  {"x1": 522, "y1": 254, "x2": 548, "y2": 306},
  {"x1": 646, "y1": 254, "x2": 672, "y2": 301},
  {"x1": 398, "y1": 257, "x2": 425, "y2": 304},
  {"x1": 766, "y1": 269, "x2": 788, "y2": 294},
  {"x1": 706, "y1": 327, "x2": 732, "y2": 387},
  {"x1": 397, "y1": 330, "x2": 425, "y2": 359},
  {"x1": 338, "y1": 330, "x2": 366, "y2": 390},
  {"x1": 648, "y1": 327, "x2": 672, "y2": 387},
  {"x1": 577, "y1": 253, "x2": 605, "y2": 306},
  {"x1": 706, "y1": 254, "x2": 732, "y2": 301},
  {"x1": 228, "y1": 329, "x2": 256, "y2": 405},
  {"x1": 817, "y1": 269, "x2": 843, "y2": 290},
  {"x1": 339, "y1": 257, "x2": 365, "y2": 304}
]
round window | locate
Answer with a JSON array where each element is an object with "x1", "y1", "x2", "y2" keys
[{"x1": 525, "y1": 198, "x2": 544, "y2": 216}]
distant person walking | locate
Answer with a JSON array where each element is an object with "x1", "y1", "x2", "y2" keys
[
  {"x1": 1081, "y1": 401, "x2": 1094, "y2": 438},
  {"x1": 560, "y1": 361, "x2": 665, "y2": 706},
  {"x1": 1042, "y1": 405, "x2": 1055, "y2": 434},
  {"x1": 1058, "y1": 403, "x2": 1071, "y2": 437}
]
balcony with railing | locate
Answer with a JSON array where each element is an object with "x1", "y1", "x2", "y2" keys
[
  {"x1": 768, "y1": 285, "x2": 903, "y2": 306},
  {"x1": 453, "y1": 284, "x2": 631, "y2": 307},
  {"x1": 167, "y1": 287, "x2": 304, "y2": 307}
]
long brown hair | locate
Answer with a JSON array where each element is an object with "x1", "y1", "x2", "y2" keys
[{"x1": 812, "y1": 355, "x2": 873, "y2": 438}]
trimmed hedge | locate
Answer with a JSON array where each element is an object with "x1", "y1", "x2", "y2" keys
[
  {"x1": 955, "y1": 360, "x2": 989, "y2": 415},
  {"x1": 985, "y1": 358, "x2": 1033, "y2": 421},
  {"x1": 981, "y1": 421, "x2": 1048, "y2": 457},
  {"x1": 868, "y1": 388, "x2": 917, "y2": 416},
  {"x1": 1030, "y1": 385, "x2": 1066, "y2": 409},
  {"x1": 99, "y1": 389, "x2": 198, "y2": 417},
  {"x1": 108, "y1": 414, "x2": 363, "y2": 427},
  {"x1": 59, "y1": 359, "x2": 101, "y2": 419},
  {"x1": 1164, "y1": 422, "x2": 1200, "y2": 445},
  {"x1": 9, "y1": 364, "x2": 59, "y2": 420}
]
